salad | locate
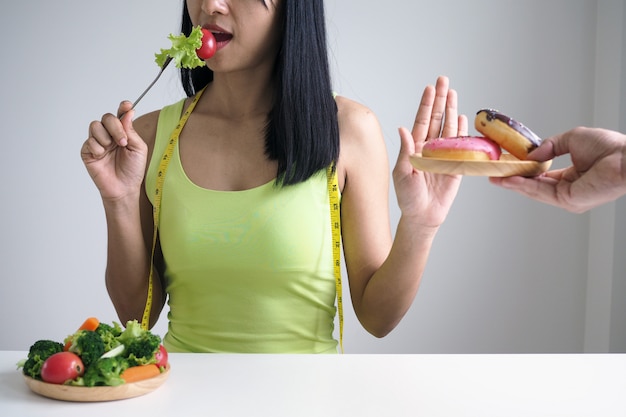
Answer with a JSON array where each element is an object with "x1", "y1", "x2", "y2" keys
[
  {"x1": 155, "y1": 26, "x2": 216, "y2": 69},
  {"x1": 17, "y1": 317, "x2": 168, "y2": 387}
]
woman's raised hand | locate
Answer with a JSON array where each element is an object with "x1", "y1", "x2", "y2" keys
[
  {"x1": 81, "y1": 102, "x2": 148, "y2": 202},
  {"x1": 394, "y1": 76, "x2": 468, "y2": 227}
]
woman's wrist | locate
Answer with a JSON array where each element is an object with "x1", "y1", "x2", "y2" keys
[
  {"x1": 101, "y1": 192, "x2": 142, "y2": 217},
  {"x1": 397, "y1": 214, "x2": 440, "y2": 242}
]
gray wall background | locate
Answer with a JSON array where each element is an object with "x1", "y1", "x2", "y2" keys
[{"x1": 0, "y1": 0, "x2": 624, "y2": 353}]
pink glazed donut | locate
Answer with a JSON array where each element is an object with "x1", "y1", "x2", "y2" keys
[{"x1": 422, "y1": 136, "x2": 502, "y2": 161}]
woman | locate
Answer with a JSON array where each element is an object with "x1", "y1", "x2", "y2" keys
[{"x1": 81, "y1": 0, "x2": 468, "y2": 353}]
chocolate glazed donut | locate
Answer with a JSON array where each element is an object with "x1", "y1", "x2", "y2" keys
[{"x1": 475, "y1": 109, "x2": 543, "y2": 160}]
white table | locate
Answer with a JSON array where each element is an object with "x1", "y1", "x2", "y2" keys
[{"x1": 1, "y1": 351, "x2": 624, "y2": 416}]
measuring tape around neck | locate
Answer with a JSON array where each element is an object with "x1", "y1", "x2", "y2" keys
[
  {"x1": 140, "y1": 89, "x2": 205, "y2": 330},
  {"x1": 141, "y1": 89, "x2": 344, "y2": 353}
]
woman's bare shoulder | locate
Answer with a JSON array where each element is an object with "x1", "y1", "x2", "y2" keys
[
  {"x1": 335, "y1": 95, "x2": 381, "y2": 135},
  {"x1": 334, "y1": 95, "x2": 389, "y2": 192},
  {"x1": 335, "y1": 95, "x2": 386, "y2": 158}
]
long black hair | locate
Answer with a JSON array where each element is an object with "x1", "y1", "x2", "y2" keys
[{"x1": 180, "y1": 0, "x2": 339, "y2": 186}]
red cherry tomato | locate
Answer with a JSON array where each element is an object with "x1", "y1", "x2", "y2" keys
[
  {"x1": 41, "y1": 352, "x2": 84, "y2": 384},
  {"x1": 155, "y1": 344, "x2": 168, "y2": 368},
  {"x1": 196, "y1": 28, "x2": 217, "y2": 60}
]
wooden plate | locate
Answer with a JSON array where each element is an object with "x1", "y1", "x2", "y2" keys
[
  {"x1": 23, "y1": 365, "x2": 169, "y2": 402},
  {"x1": 409, "y1": 153, "x2": 552, "y2": 177}
]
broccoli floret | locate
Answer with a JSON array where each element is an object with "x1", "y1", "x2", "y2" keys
[
  {"x1": 27, "y1": 340, "x2": 64, "y2": 359},
  {"x1": 125, "y1": 333, "x2": 161, "y2": 366},
  {"x1": 96, "y1": 322, "x2": 123, "y2": 352},
  {"x1": 118, "y1": 320, "x2": 161, "y2": 366},
  {"x1": 79, "y1": 357, "x2": 130, "y2": 387},
  {"x1": 116, "y1": 319, "x2": 145, "y2": 345},
  {"x1": 17, "y1": 339, "x2": 64, "y2": 380},
  {"x1": 66, "y1": 330, "x2": 105, "y2": 368}
]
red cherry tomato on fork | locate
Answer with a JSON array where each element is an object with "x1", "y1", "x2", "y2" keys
[
  {"x1": 196, "y1": 28, "x2": 217, "y2": 60},
  {"x1": 41, "y1": 352, "x2": 84, "y2": 384}
]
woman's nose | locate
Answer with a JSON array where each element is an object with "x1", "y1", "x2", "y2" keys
[{"x1": 202, "y1": 0, "x2": 229, "y2": 15}]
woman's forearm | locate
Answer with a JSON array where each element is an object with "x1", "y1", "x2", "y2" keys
[
  {"x1": 355, "y1": 216, "x2": 438, "y2": 338},
  {"x1": 102, "y1": 195, "x2": 161, "y2": 324}
]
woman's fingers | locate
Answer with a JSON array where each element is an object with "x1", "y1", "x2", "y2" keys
[
  {"x1": 412, "y1": 84, "x2": 436, "y2": 147},
  {"x1": 397, "y1": 126, "x2": 416, "y2": 160},
  {"x1": 428, "y1": 76, "x2": 449, "y2": 139},
  {"x1": 82, "y1": 102, "x2": 134, "y2": 161},
  {"x1": 102, "y1": 112, "x2": 130, "y2": 147},
  {"x1": 410, "y1": 76, "x2": 467, "y2": 154},
  {"x1": 440, "y1": 88, "x2": 458, "y2": 138}
]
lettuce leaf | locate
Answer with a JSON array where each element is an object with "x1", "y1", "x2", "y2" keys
[{"x1": 154, "y1": 26, "x2": 205, "y2": 69}]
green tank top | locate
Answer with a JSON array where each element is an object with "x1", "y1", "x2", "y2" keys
[{"x1": 145, "y1": 98, "x2": 339, "y2": 353}]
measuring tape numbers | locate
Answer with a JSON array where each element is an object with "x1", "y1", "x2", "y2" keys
[{"x1": 327, "y1": 165, "x2": 344, "y2": 353}]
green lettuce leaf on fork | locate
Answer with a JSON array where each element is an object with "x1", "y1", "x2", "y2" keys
[{"x1": 155, "y1": 26, "x2": 205, "y2": 69}]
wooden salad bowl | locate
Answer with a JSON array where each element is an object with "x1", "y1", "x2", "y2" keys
[{"x1": 23, "y1": 365, "x2": 170, "y2": 402}]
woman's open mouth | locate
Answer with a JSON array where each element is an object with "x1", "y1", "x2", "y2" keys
[{"x1": 209, "y1": 30, "x2": 233, "y2": 50}]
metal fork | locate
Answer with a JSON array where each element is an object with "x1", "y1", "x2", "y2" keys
[{"x1": 120, "y1": 56, "x2": 173, "y2": 119}]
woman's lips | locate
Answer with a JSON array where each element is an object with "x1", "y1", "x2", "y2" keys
[
  {"x1": 212, "y1": 32, "x2": 233, "y2": 50},
  {"x1": 203, "y1": 24, "x2": 232, "y2": 51}
]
